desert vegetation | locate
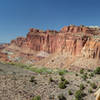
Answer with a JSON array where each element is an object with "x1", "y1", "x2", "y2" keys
[{"x1": 0, "y1": 62, "x2": 99, "y2": 100}]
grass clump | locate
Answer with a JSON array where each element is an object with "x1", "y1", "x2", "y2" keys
[
  {"x1": 32, "y1": 96, "x2": 41, "y2": 100},
  {"x1": 30, "y1": 76, "x2": 37, "y2": 84},
  {"x1": 81, "y1": 73, "x2": 88, "y2": 80},
  {"x1": 80, "y1": 68, "x2": 84, "y2": 74},
  {"x1": 68, "y1": 89, "x2": 73, "y2": 95},
  {"x1": 94, "y1": 67, "x2": 100, "y2": 74},
  {"x1": 75, "y1": 90, "x2": 84, "y2": 100},
  {"x1": 58, "y1": 94, "x2": 66, "y2": 100},
  {"x1": 58, "y1": 69, "x2": 68, "y2": 76},
  {"x1": 29, "y1": 67, "x2": 53, "y2": 74},
  {"x1": 89, "y1": 72, "x2": 94, "y2": 78},
  {"x1": 59, "y1": 81, "x2": 66, "y2": 89},
  {"x1": 61, "y1": 76, "x2": 69, "y2": 84},
  {"x1": 88, "y1": 88, "x2": 93, "y2": 93},
  {"x1": 49, "y1": 77, "x2": 54, "y2": 82},
  {"x1": 87, "y1": 80, "x2": 90, "y2": 84},
  {"x1": 64, "y1": 80, "x2": 69, "y2": 84},
  {"x1": 90, "y1": 82, "x2": 97, "y2": 89},
  {"x1": 30, "y1": 76, "x2": 35, "y2": 82},
  {"x1": 59, "y1": 76, "x2": 69, "y2": 89},
  {"x1": 61, "y1": 76, "x2": 65, "y2": 81},
  {"x1": 80, "y1": 84, "x2": 85, "y2": 90}
]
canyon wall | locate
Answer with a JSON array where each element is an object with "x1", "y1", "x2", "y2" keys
[{"x1": 10, "y1": 25, "x2": 100, "y2": 60}]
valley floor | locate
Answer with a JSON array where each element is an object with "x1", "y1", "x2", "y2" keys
[{"x1": 0, "y1": 63, "x2": 99, "y2": 100}]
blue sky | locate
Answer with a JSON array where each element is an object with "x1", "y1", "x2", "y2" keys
[{"x1": 0, "y1": 0, "x2": 100, "y2": 43}]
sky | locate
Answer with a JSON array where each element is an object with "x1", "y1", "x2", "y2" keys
[{"x1": 0, "y1": 0, "x2": 100, "y2": 43}]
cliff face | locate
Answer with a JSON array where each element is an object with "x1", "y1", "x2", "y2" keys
[
  {"x1": 10, "y1": 25, "x2": 100, "y2": 60},
  {"x1": 81, "y1": 40, "x2": 100, "y2": 59}
]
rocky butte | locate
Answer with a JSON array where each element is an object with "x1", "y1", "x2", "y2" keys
[{"x1": 1, "y1": 25, "x2": 100, "y2": 70}]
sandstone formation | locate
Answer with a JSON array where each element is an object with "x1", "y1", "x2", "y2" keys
[
  {"x1": 1, "y1": 25, "x2": 100, "y2": 69},
  {"x1": 10, "y1": 25, "x2": 100, "y2": 58}
]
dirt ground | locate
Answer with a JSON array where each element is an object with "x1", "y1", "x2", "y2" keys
[{"x1": 0, "y1": 63, "x2": 99, "y2": 100}]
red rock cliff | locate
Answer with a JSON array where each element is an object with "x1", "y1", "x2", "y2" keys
[{"x1": 10, "y1": 25, "x2": 100, "y2": 59}]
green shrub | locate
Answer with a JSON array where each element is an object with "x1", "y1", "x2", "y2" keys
[
  {"x1": 59, "y1": 70, "x2": 68, "y2": 76},
  {"x1": 58, "y1": 94, "x2": 66, "y2": 100},
  {"x1": 89, "y1": 72, "x2": 94, "y2": 78},
  {"x1": 59, "y1": 76, "x2": 69, "y2": 89},
  {"x1": 64, "y1": 80, "x2": 69, "y2": 84},
  {"x1": 87, "y1": 69, "x2": 92, "y2": 72},
  {"x1": 88, "y1": 88, "x2": 93, "y2": 93},
  {"x1": 80, "y1": 84, "x2": 85, "y2": 90},
  {"x1": 30, "y1": 76, "x2": 35, "y2": 82},
  {"x1": 90, "y1": 82, "x2": 97, "y2": 89},
  {"x1": 80, "y1": 68, "x2": 84, "y2": 74},
  {"x1": 87, "y1": 80, "x2": 90, "y2": 84},
  {"x1": 49, "y1": 77, "x2": 53, "y2": 82},
  {"x1": 59, "y1": 81, "x2": 66, "y2": 89},
  {"x1": 59, "y1": 71, "x2": 65, "y2": 76},
  {"x1": 81, "y1": 73, "x2": 88, "y2": 80},
  {"x1": 60, "y1": 76, "x2": 69, "y2": 84},
  {"x1": 94, "y1": 67, "x2": 100, "y2": 74},
  {"x1": 68, "y1": 89, "x2": 73, "y2": 95},
  {"x1": 32, "y1": 96, "x2": 41, "y2": 100},
  {"x1": 75, "y1": 90, "x2": 84, "y2": 100},
  {"x1": 61, "y1": 76, "x2": 65, "y2": 81},
  {"x1": 75, "y1": 73, "x2": 78, "y2": 76}
]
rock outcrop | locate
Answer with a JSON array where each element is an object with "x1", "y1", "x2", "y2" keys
[
  {"x1": 10, "y1": 25, "x2": 100, "y2": 59},
  {"x1": 1, "y1": 25, "x2": 100, "y2": 69},
  {"x1": 61, "y1": 25, "x2": 89, "y2": 33}
]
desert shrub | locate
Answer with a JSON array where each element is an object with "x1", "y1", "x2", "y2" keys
[
  {"x1": 94, "y1": 67, "x2": 100, "y2": 74},
  {"x1": 64, "y1": 80, "x2": 69, "y2": 84},
  {"x1": 87, "y1": 69, "x2": 92, "y2": 72},
  {"x1": 90, "y1": 82, "x2": 97, "y2": 89},
  {"x1": 61, "y1": 76, "x2": 65, "y2": 81},
  {"x1": 32, "y1": 96, "x2": 41, "y2": 100},
  {"x1": 60, "y1": 76, "x2": 69, "y2": 84},
  {"x1": 89, "y1": 72, "x2": 94, "y2": 77},
  {"x1": 88, "y1": 88, "x2": 93, "y2": 93},
  {"x1": 58, "y1": 94, "x2": 66, "y2": 100},
  {"x1": 59, "y1": 70, "x2": 68, "y2": 76},
  {"x1": 59, "y1": 76, "x2": 69, "y2": 89},
  {"x1": 75, "y1": 90, "x2": 84, "y2": 100},
  {"x1": 75, "y1": 73, "x2": 78, "y2": 76},
  {"x1": 59, "y1": 81, "x2": 66, "y2": 89},
  {"x1": 80, "y1": 68, "x2": 84, "y2": 74},
  {"x1": 87, "y1": 80, "x2": 90, "y2": 84},
  {"x1": 81, "y1": 73, "x2": 88, "y2": 80},
  {"x1": 68, "y1": 89, "x2": 73, "y2": 95},
  {"x1": 30, "y1": 76, "x2": 35, "y2": 82},
  {"x1": 80, "y1": 84, "x2": 85, "y2": 90},
  {"x1": 49, "y1": 77, "x2": 53, "y2": 82}
]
